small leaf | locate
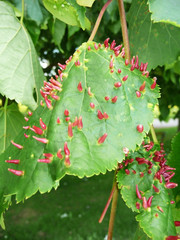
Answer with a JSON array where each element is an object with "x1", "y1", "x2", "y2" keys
[
  {"x1": 128, "y1": 0, "x2": 180, "y2": 70},
  {"x1": 53, "y1": 19, "x2": 66, "y2": 50},
  {"x1": 134, "y1": 225, "x2": 151, "y2": 240},
  {"x1": 0, "y1": 2, "x2": 44, "y2": 109},
  {"x1": 0, "y1": 103, "x2": 24, "y2": 154},
  {"x1": 76, "y1": 0, "x2": 95, "y2": 7},
  {"x1": 168, "y1": 132, "x2": 180, "y2": 196},
  {"x1": 117, "y1": 140, "x2": 177, "y2": 239},
  {"x1": 43, "y1": 0, "x2": 90, "y2": 30},
  {"x1": 148, "y1": 0, "x2": 180, "y2": 28},
  {"x1": 12, "y1": 0, "x2": 45, "y2": 25}
]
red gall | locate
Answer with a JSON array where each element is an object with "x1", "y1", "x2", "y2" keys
[
  {"x1": 64, "y1": 142, "x2": 70, "y2": 155},
  {"x1": 68, "y1": 122, "x2": 73, "y2": 138},
  {"x1": 77, "y1": 82, "x2": 83, "y2": 92},
  {"x1": 97, "y1": 110, "x2": 104, "y2": 120},
  {"x1": 105, "y1": 96, "x2": 110, "y2": 101},
  {"x1": 65, "y1": 117, "x2": 70, "y2": 122},
  {"x1": 39, "y1": 118, "x2": 46, "y2": 130},
  {"x1": 8, "y1": 168, "x2": 24, "y2": 176},
  {"x1": 136, "y1": 184, "x2": 142, "y2": 200},
  {"x1": 77, "y1": 116, "x2": 83, "y2": 129},
  {"x1": 64, "y1": 155, "x2": 71, "y2": 167},
  {"x1": 90, "y1": 102, "x2": 95, "y2": 109},
  {"x1": 33, "y1": 125, "x2": 43, "y2": 135},
  {"x1": 64, "y1": 109, "x2": 69, "y2": 116},
  {"x1": 104, "y1": 38, "x2": 110, "y2": 48},
  {"x1": 111, "y1": 96, "x2": 118, "y2": 103},
  {"x1": 11, "y1": 140, "x2": 23, "y2": 149},
  {"x1": 122, "y1": 75, "x2": 128, "y2": 81},
  {"x1": 98, "y1": 133, "x2": 108, "y2": 144},
  {"x1": 43, "y1": 153, "x2": 53, "y2": 159},
  {"x1": 139, "y1": 81, "x2": 146, "y2": 91},
  {"x1": 38, "y1": 159, "x2": 51, "y2": 163},
  {"x1": 32, "y1": 136, "x2": 48, "y2": 144},
  {"x1": 137, "y1": 124, "x2": 144, "y2": 133},
  {"x1": 57, "y1": 117, "x2": 61, "y2": 124},
  {"x1": 136, "y1": 91, "x2": 141, "y2": 98},
  {"x1": 103, "y1": 112, "x2": 109, "y2": 119},
  {"x1": 114, "y1": 82, "x2": 122, "y2": 88},
  {"x1": 5, "y1": 160, "x2": 20, "y2": 164},
  {"x1": 125, "y1": 169, "x2": 130, "y2": 175},
  {"x1": 142, "y1": 197, "x2": 148, "y2": 209},
  {"x1": 57, "y1": 148, "x2": 63, "y2": 159}
]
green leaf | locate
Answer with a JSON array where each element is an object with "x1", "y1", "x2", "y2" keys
[
  {"x1": 0, "y1": 103, "x2": 24, "y2": 154},
  {"x1": 43, "y1": 0, "x2": 91, "y2": 30},
  {"x1": 117, "y1": 141, "x2": 177, "y2": 239},
  {"x1": 168, "y1": 132, "x2": 180, "y2": 196},
  {"x1": 53, "y1": 19, "x2": 66, "y2": 50},
  {"x1": 128, "y1": 0, "x2": 180, "y2": 70},
  {"x1": 173, "y1": 208, "x2": 180, "y2": 235},
  {"x1": 148, "y1": 0, "x2": 180, "y2": 28},
  {"x1": 24, "y1": 19, "x2": 41, "y2": 46},
  {"x1": 0, "y1": 2, "x2": 44, "y2": 110},
  {"x1": 76, "y1": 0, "x2": 95, "y2": 7},
  {"x1": 134, "y1": 225, "x2": 151, "y2": 240},
  {"x1": 9, "y1": 0, "x2": 47, "y2": 25},
  {"x1": 0, "y1": 41, "x2": 159, "y2": 227}
]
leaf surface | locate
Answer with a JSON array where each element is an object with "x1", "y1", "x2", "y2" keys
[
  {"x1": 43, "y1": 0, "x2": 90, "y2": 30},
  {"x1": 128, "y1": 0, "x2": 180, "y2": 70},
  {"x1": 76, "y1": 0, "x2": 95, "y2": 7},
  {"x1": 0, "y1": 2, "x2": 44, "y2": 109},
  {"x1": 0, "y1": 103, "x2": 24, "y2": 154},
  {"x1": 10, "y1": 0, "x2": 45, "y2": 25},
  {"x1": 53, "y1": 19, "x2": 66, "y2": 50},
  {"x1": 0, "y1": 41, "x2": 159, "y2": 227},
  {"x1": 148, "y1": 0, "x2": 180, "y2": 28},
  {"x1": 117, "y1": 141, "x2": 177, "y2": 239},
  {"x1": 168, "y1": 132, "x2": 180, "y2": 196}
]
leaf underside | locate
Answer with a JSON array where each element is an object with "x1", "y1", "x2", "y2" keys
[
  {"x1": 0, "y1": 40, "x2": 159, "y2": 228},
  {"x1": 0, "y1": 2, "x2": 44, "y2": 109},
  {"x1": 128, "y1": 0, "x2": 180, "y2": 71},
  {"x1": 148, "y1": 0, "x2": 180, "y2": 28},
  {"x1": 43, "y1": 0, "x2": 90, "y2": 30},
  {"x1": 168, "y1": 132, "x2": 180, "y2": 197},
  {"x1": 0, "y1": 103, "x2": 24, "y2": 154},
  {"x1": 117, "y1": 141, "x2": 177, "y2": 240}
]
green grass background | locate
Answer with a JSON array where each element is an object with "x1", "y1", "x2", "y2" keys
[{"x1": 0, "y1": 127, "x2": 178, "y2": 240}]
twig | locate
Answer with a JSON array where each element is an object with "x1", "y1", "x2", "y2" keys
[{"x1": 88, "y1": 0, "x2": 112, "y2": 41}]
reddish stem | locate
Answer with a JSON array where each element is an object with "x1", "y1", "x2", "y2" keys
[
  {"x1": 99, "y1": 184, "x2": 116, "y2": 223},
  {"x1": 107, "y1": 182, "x2": 118, "y2": 240},
  {"x1": 88, "y1": 0, "x2": 112, "y2": 41},
  {"x1": 117, "y1": 0, "x2": 131, "y2": 61}
]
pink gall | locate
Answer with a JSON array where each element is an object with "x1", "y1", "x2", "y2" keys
[
  {"x1": 98, "y1": 133, "x2": 108, "y2": 144},
  {"x1": 114, "y1": 82, "x2": 122, "y2": 88},
  {"x1": 77, "y1": 82, "x2": 83, "y2": 92},
  {"x1": 64, "y1": 142, "x2": 70, "y2": 155},
  {"x1": 32, "y1": 136, "x2": 48, "y2": 144},
  {"x1": 40, "y1": 118, "x2": 46, "y2": 130},
  {"x1": 5, "y1": 160, "x2": 20, "y2": 164},
  {"x1": 77, "y1": 116, "x2": 83, "y2": 129},
  {"x1": 68, "y1": 122, "x2": 73, "y2": 138},
  {"x1": 8, "y1": 168, "x2": 24, "y2": 176},
  {"x1": 11, "y1": 140, "x2": 23, "y2": 149},
  {"x1": 137, "y1": 124, "x2": 144, "y2": 133},
  {"x1": 111, "y1": 96, "x2": 118, "y2": 103},
  {"x1": 57, "y1": 148, "x2": 63, "y2": 159}
]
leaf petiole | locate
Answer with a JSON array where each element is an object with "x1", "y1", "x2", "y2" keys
[{"x1": 20, "y1": 0, "x2": 24, "y2": 24}]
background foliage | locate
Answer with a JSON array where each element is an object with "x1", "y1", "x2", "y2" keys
[{"x1": 0, "y1": 0, "x2": 180, "y2": 239}]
